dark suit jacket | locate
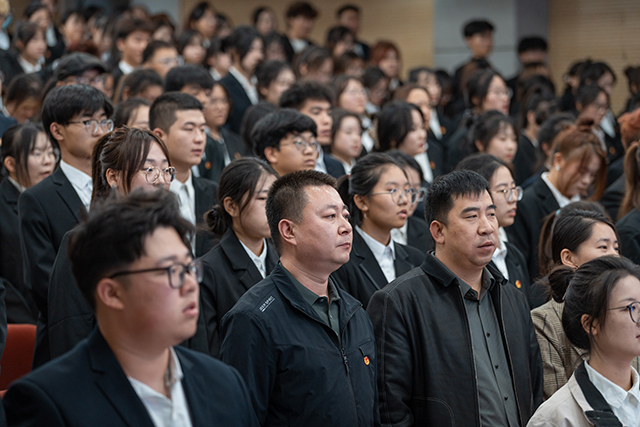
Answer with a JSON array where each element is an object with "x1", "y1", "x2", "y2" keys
[
  {"x1": 617, "y1": 209, "x2": 640, "y2": 265},
  {"x1": 506, "y1": 177, "x2": 560, "y2": 283},
  {"x1": 200, "y1": 229, "x2": 278, "y2": 357},
  {"x1": 198, "y1": 129, "x2": 249, "y2": 183},
  {"x1": 3, "y1": 329, "x2": 258, "y2": 427},
  {"x1": 426, "y1": 132, "x2": 446, "y2": 179},
  {"x1": 220, "y1": 73, "x2": 253, "y2": 134},
  {"x1": 0, "y1": 180, "x2": 37, "y2": 324},
  {"x1": 406, "y1": 215, "x2": 433, "y2": 254},
  {"x1": 323, "y1": 154, "x2": 346, "y2": 179},
  {"x1": 513, "y1": 132, "x2": 539, "y2": 185},
  {"x1": 332, "y1": 230, "x2": 424, "y2": 308},
  {"x1": 193, "y1": 176, "x2": 219, "y2": 257},
  {"x1": 601, "y1": 174, "x2": 625, "y2": 221}
]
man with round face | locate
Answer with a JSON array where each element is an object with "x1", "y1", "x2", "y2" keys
[
  {"x1": 4, "y1": 191, "x2": 259, "y2": 427},
  {"x1": 220, "y1": 170, "x2": 379, "y2": 427},
  {"x1": 367, "y1": 169, "x2": 543, "y2": 427}
]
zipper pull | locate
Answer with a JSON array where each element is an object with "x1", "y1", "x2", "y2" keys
[{"x1": 341, "y1": 347, "x2": 350, "y2": 375}]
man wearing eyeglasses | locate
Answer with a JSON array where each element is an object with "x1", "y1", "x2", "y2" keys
[
  {"x1": 4, "y1": 190, "x2": 259, "y2": 427},
  {"x1": 253, "y1": 108, "x2": 321, "y2": 177},
  {"x1": 367, "y1": 170, "x2": 543, "y2": 427},
  {"x1": 19, "y1": 84, "x2": 113, "y2": 368}
]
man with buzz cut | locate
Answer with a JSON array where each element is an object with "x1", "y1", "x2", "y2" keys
[
  {"x1": 368, "y1": 170, "x2": 543, "y2": 427},
  {"x1": 220, "y1": 170, "x2": 379, "y2": 427},
  {"x1": 4, "y1": 190, "x2": 259, "y2": 427}
]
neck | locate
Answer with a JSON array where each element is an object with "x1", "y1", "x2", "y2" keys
[
  {"x1": 588, "y1": 351, "x2": 634, "y2": 391},
  {"x1": 546, "y1": 168, "x2": 560, "y2": 189},
  {"x1": 360, "y1": 220, "x2": 392, "y2": 246},
  {"x1": 281, "y1": 256, "x2": 330, "y2": 298},
  {"x1": 434, "y1": 248, "x2": 484, "y2": 293},
  {"x1": 235, "y1": 227, "x2": 265, "y2": 256},
  {"x1": 234, "y1": 63, "x2": 251, "y2": 81},
  {"x1": 99, "y1": 323, "x2": 171, "y2": 397},
  {"x1": 175, "y1": 167, "x2": 191, "y2": 184},
  {"x1": 209, "y1": 126, "x2": 220, "y2": 140},
  {"x1": 20, "y1": 54, "x2": 37, "y2": 66},
  {"x1": 332, "y1": 152, "x2": 352, "y2": 166},
  {"x1": 61, "y1": 150, "x2": 92, "y2": 176},
  {"x1": 524, "y1": 125, "x2": 538, "y2": 142}
]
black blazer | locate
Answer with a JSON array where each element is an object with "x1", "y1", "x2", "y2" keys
[
  {"x1": 332, "y1": 230, "x2": 424, "y2": 308},
  {"x1": 193, "y1": 176, "x2": 219, "y2": 257},
  {"x1": 617, "y1": 209, "x2": 640, "y2": 265},
  {"x1": 198, "y1": 129, "x2": 249, "y2": 183},
  {"x1": 220, "y1": 72, "x2": 253, "y2": 134},
  {"x1": 323, "y1": 154, "x2": 346, "y2": 179},
  {"x1": 200, "y1": 229, "x2": 278, "y2": 357},
  {"x1": 0, "y1": 180, "x2": 37, "y2": 324},
  {"x1": 426, "y1": 132, "x2": 446, "y2": 179},
  {"x1": 406, "y1": 215, "x2": 433, "y2": 254},
  {"x1": 513, "y1": 132, "x2": 539, "y2": 185},
  {"x1": 601, "y1": 174, "x2": 625, "y2": 221},
  {"x1": 3, "y1": 329, "x2": 259, "y2": 427},
  {"x1": 506, "y1": 176, "x2": 560, "y2": 283}
]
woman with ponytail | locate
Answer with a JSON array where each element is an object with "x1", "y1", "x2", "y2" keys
[
  {"x1": 507, "y1": 117, "x2": 607, "y2": 282},
  {"x1": 530, "y1": 207, "x2": 626, "y2": 400},
  {"x1": 199, "y1": 157, "x2": 279, "y2": 357},
  {"x1": 332, "y1": 152, "x2": 423, "y2": 308},
  {"x1": 528, "y1": 256, "x2": 640, "y2": 426},
  {"x1": 46, "y1": 127, "x2": 177, "y2": 365}
]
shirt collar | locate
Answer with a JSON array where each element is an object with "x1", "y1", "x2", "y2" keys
[
  {"x1": 585, "y1": 361, "x2": 640, "y2": 409},
  {"x1": 18, "y1": 55, "x2": 43, "y2": 73},
  {"x1": 170, "y1": 170, "x2": 194, "y2": 192},
  {"x1": 239, "y1": 238, "x2": 268, "y2": 267},
  {"x1": 7, "y1": 176, "x2": 26, "y2": 193},
  {"x1": 283, "y1": 264, "x2": 341, "y2": 306},
  {"x1": 541, "y1": 172, "x2": 580, "y2": 208},
  {"x1": 118, "y1": 60, "x2": 135, "y2": 75},
  {"x1": 228, "y1": 66, "x2": 257, "y2": 89},
  {"x1": 356, "y1": 226, "x2": 396, "y2": 260},
  {"x1": 59, "y1": 160, "x2": 92, "y2": 189},
  {"x1": 458, "y1": 268, "x2": 495, "y2": 300}
]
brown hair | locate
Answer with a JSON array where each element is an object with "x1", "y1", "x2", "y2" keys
[
  {"x1": 618, "y1": 108, "x2": 640, "y2": 150},
  {"x1": 392, "y1": 83, "x2": 429, "y2": 102},
  {"x1": 369, "y1": 41, "x2": 400, "y2": 66}
]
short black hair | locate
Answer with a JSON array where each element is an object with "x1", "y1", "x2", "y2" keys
[
  {"x1": 576, "y1": 83, "x2": 607, "y2": 108},
  {"x1": 114, "y1": 17, "x2": 153, "y2": 41},
  {"x1": 142, "y1": 39, "x2": 176, "y2": 64},
  {"x1": 285, "y1": 2, "x2": 318, "y2": 19},
  {"x1": 60, "y1": 9, "x2": 85, "y2": 26},
  {"x1": 257, "y1": 60, "x2": 293, "y2": 94},
  {"x1": 252, "y1": 7, "x2": 273, "y2": 25},
  {"x1": 4, "y1": 73, "x2": 42, "y2": 106},
  {"x1": 252, "y1": 109, "x2": 317, "y2": 159},
  {"x1": 463, "y1": 19, "x2": 494, "y2": 38},
  {"x1": 68, "y1": 189, "x2": 193, "y2": 310},
  {"x1": 23, "y1": 2, "x2": 48, "y2": 19},
  {"x1": 112, "y1": 97, "x2": 151, "y2": 128},
  {"x1": 408, "y1": 66, "x2": 435, "y2": 83},
  {"x1": 116, "y1": 68, "x2": 163, "y2": 102},
  {"x1": 221, "y1": 25, "x2": 262, "y2": 61},
  {"x1": 336, "y1": 4, "x2": 359, "y2": 17},
  {"x1": 425, "y1": 170, "x2": 491, "y2": 225},
  {"x1": 41, "y1": 85, "x2": 114, "y2": 144},
  {"x1": 517, "y1": 36, "x2": 547, "y2": 53},
  {"x1": 377, "y1": 101, "x2": 424, "y2": 152},
  {"x1": 240, "y1": 102, "x2": 278, "y2": 154},
  {"x1": 176, "y1": 30, "x2": 202, "y2": 57},
  {"x1": 266, "y1": 170, "x2": 336, "y2": 253},
  {"x1": 149, "y1": 92, "x2": 203, "y2": 133},
  {"x1": 456, "y1": 153, "x2": 510, "y2": 184},
  {"x1": 580, "y1": 61, "x2": 617, "y2": 86},
  {"x1": 186, "y1": 1, "x2": 214, "y2": 27},
  {"x1": 361, "y1": 66, "x2": 387, "y2": 89},
  {"x1": 469, "y1": 110, "x2": 515, "y2": 153},
  {"x1": 279, "y1": 81, "x2": 334, "y2": 110},
  {"x1": 164, "y1": 65, "x2": 214, "y2": 92},
  {"x1": 326, "y1": 26, "x2": 353, "y2": 51}
]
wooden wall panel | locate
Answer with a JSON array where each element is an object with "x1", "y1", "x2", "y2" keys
[
  {"x1": 548, "y1": 0, "x2": 640, "y2": 113},
  {"x1": 181, "y1": 0, "x2": 434, "y2": 79}
]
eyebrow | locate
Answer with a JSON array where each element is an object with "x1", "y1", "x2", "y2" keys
[
  {"x1": 596, "y1": 238, "x2": 618, "y2": 244},
  {"x1": 181, "y1": 121, "x2": 206, "y2": 127},
  {"x1": 461, "y1": 207, "x2": 479, "y2": 215},
  {"x1": 156, "y1": 252, "x2": 192, "y2": 265}
]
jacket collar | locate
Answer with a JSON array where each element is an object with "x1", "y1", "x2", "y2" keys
[
  {"x1": 572, "y1": 361, "x2": 624, "y2": 427},
  {"x1": 52, "y1": 166, "x2": 84, "y2": 222},
  {"x1": 421, "y1": 251, "x2": 508, "y2": 289},
  {"x1": 220, "y1": 229, "x2": 278, "y2": 290},
  {"x1": 0, "y1": 178, "x2": 20, "y2": 207}
]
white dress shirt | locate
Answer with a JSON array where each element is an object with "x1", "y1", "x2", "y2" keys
[
  {"x1": 356, "y1": 226, "x2": 396, "y2": 283},
  {"x1": 414, "y1": 151, "x2": 433, "y2": 183},
  {"x1": 0, "y1": 31, "x2": 10, "y2": 50},
  {"x1": 7, "y1": 176, "x2": 26, "y2": 194},
  {"x1": 585, "y1": 361, "x2": 640, "y2": 427},
  {"x1": 492, "y1": 227, "x2": 509, "y2": 280},
  {"x1": 541, "y1": 172, "x2": 580, "y2": 208},
  {"x1": 315, "y1": 150, "x2": 327, "y2": 174},
  {"x1": 59, "y1": 160, "x2": 93, "y2": 211},
  {"x1": 228, "y1": 66, "x2": 259, "y2": 105},
  {"x1": 128, "y1": 348, "x2": 193, "y2": 427},
  {"x1": 289, "y1": 38, "x2": 308, "y2": 54},
  {"x1": 170, "y1": 173, "x2": 197, "y2": 252},
  {"x1": 360, "y1": 116, "x2": 375, "y2": 153},
  {"x1": 18, "y1": 55, "x2": 43, "y2": 74},
  {"x1": 46, "y1": 25, "x2": 57, "y2": 47},
  {"x1": 240, "y1": 238, "x2": 268, "y2": 278},
  {"x1": 118, "y1": 60, "x2": 135, "y2": 76},
  {"x1": 429, "y1": 108, "x2": 442, "y2": 140},
  {"x1": 390, "y1": 222, "x2": 408, "y2": 246}
]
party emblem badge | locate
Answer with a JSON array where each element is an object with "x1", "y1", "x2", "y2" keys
[
  {"x1": 364, "y1": 356, "x2": 370, "y2": 365},
  {"x1": 205, "y1": 161, "x2": 212, "y2": 170},
  {"x1": 515, "y1": 280, "x2": 522, "y2": 289}
]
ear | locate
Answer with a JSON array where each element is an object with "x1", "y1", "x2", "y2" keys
[
  {"x1": 153, "y1": 127, "x2": 166, "y2": 141},
  {"x1": 223, "y1": 196, "x2": 239, "y2": 219},
  {"x1": 430, "y1": 220, "x2": 446, "y2": 245},
  {"x1": 3, "y1": 156, "x2": 16, "y2": 175},
  {"x1": 581, "y1": 313, "x2": 599, "y2": 338},
  {"x1": 278, "y1": 219, "x2": 297, "y2": 247},
  {"x1": 116, "y1": 38, "x2": 126, "y2": 53},
  {"x1": 299, "y1": 63, "x2": 309, "y2": 77},
  {"x1": 95, "y1": 278, "x2": 126, "y2": 311},
  {"x1": 49, "y1": 122, "x2": 64, "y2": 143},
  {"x1": 353, "y1": 194, "x2": 369, "y2": 215},
  {"x1": 552, "y1": 152, "x2": 564, "y2": 169},
  {"x1": 121, "y1": 87, "x2": 131, "y2": 101},
  {"x1": 264, "y1": 146, "x2": 278, "y2": 165},
  {"x1": 258, "y1": 86, "x2": 269, "y2": 98},
  {"x1": 560, "y1": 248, "x2": 579, "y2": 269},
  {"x1": 474, "y1": 139, "x2": 484, "y2": 152},
  {"x1": 105, "y1": 168, "x2": 118, "y2": 187}
]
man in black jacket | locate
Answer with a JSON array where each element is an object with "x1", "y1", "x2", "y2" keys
[
  {"x1": 368, "y1": 170, "x2": 543, "y2": 427},
  {"x1": 4, "y1": 190, "x2": 257, "y2": 427},
  {"x1": 220, "y1": 170, "x2": 379, "y2": 427}
]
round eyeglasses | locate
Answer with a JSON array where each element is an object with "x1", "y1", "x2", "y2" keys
[
  {"x1": 281, "y1": 138, "x2": 321, "y2": 153},
  {"x1": 29, "y1": 148, "x2": 60, "y2": 163},
  {"x1": 493, "y1": 186, "x2": 523, "y2": 202},
  {"x1": 370, "y1": 188, "x2": 417, "y2": 204},
  {"x1": 109, "y1": 259, "x2": 203, "y2": 289},
  {"x1": 139, "y1": 166, "x2": 176, "y2": 185},
  {"x1": 67, "y1": 119, "x2": 115, "y2": 135},
  {"x1": 607, "y1": 301, "x2": 640, "y2": 324}
]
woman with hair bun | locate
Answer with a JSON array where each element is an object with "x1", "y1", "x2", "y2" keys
[
  {"x1": 200, "y1": 157, "x2": 279, "y2": 357},
  {"x1": 530, "y1": 207, "x2": 629, "y2": 400},
  {"x1": 528, "y1": 256, "x2": 640, "y2": 426}
]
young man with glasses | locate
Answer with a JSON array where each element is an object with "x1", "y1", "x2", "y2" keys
[
  {"x1": 150, "y1": 92, "x2": 218, "y2": 257},
  {"x1": 4, "y1": 190, "x2": 258, "y2": 427},
  {"x1": 253, "y1": 108, "x2": 321, "y2": 177},
  {"x1": 19, "y1": 84, "x2": 113, "y2": 368},
  {"x1": 142, "y1": 40, "x2": 180, "y2": 78}
]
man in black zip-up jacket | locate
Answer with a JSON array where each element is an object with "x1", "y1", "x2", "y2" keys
[
  {"x1": 368, "y1": 170, "x2": 543, "y2": 427},
  {"x1": 220, "y1": 170, "x2": 380, "y2": 427}
]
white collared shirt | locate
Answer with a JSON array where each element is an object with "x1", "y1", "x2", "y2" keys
[
  {"x1": 46, "y1": 25, "x2": 57, "y2": 47},
  {"x1": 492, "y1": 227, "x2": 509, "y2": 280},
  {"x1": 338, "y1": 158, "x2": 357, "y2": 175},
  {"x1": 118, "y1": 60, "x2": 135, "y2": 76},
  {"x1": 7, "y1": 176, "x2": 26, "y2": 194},
  {"x1": 59, "y1": 160, "x2": 92, "y2": 211},
  {"x1": 228, "y1": 66, "x2": 258, "y2": 105},
  {"x1": 315, "y1": 150, "x2": 327, "y2": 174},
  {"x1": 210, "y1": 68, "x2": 222, "y2": 81},
  {"x1": 541, "y1": 172, "x2": 580, "y2": 208},
  {"x1": 414, "y1": 151, "x2": 433, "y2": 183},
  {"x1": 170, "y1": 173, "x2": 197, "y2": 252},
  {"x1": 0, "y1": 31, "x2": 10, "y2": 50},
  {"x1": 357, "y1": 226, "x2": 396, "y2": 283},
  {"x1": 128, "y1": 348, "x2": 193, "y2": 427},
  {"x1": 206, "y1": 128, "x2": 231, "y2": 166},
  {"x1": 585, "y1": 361, "x2": 640, "y2": 427},
  {"x1": 391, "y1": 222, "x2": 408, "y2": 246},
  {"x1": 18, "y1": 55, "x2": 43, "y2": 74},
  {"x1": 289, "y1": 38, "x2": 308, "y2": 54},
  {"x1": 360, "y1": 116, "x2": 375, "y2": 153},
  {"x1": 429, "y1": 108, "x2": 442, "y2": 140},
  {"x1": 240, "y1": 238, "x2": 268, "y2": 278}
]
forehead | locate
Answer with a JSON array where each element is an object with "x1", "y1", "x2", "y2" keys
[
  {"x1": 301, "y1": 99, "x2": 331, "y2": 111},
  {"x1": 304, "y1": 185, "x2": 342, "y2": 210},
  {"x1": 450, "y1": 190, "x2": 492, "y2": 212},
  {"x1": 155, "y1": 47, "x2": 178, "y2": 57},
  {"x1": 71, "y1": 108, "x2": 105, "y2": 120},
  {"x1": 173, "y1": 109, "x2": 205, "y2": 125},
  {"x1": 142, "y1": 226, "x2": 190, "y2": 260}
]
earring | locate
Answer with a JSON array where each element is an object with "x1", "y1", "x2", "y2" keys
[{"x1": 555, "y1": 166, "x2": 560, "y2": 171}]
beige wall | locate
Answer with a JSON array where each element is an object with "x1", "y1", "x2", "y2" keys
[
  {"x1": 183, "y1": 0, "x2": 434, "y2": 79},
  {"x1": 548, "y1": 0, "x2": 640, "y2": 113}
]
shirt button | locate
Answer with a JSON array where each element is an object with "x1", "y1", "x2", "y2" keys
[
  {"x1": 504, "y1": 396, "x2": 508, "y2": 401},
  {"x1": 495, "y1": 365, "x2": 499, "y2": 369},
  {"x1": 486, "y1": 333, "x2": 490, "y2": 337}
]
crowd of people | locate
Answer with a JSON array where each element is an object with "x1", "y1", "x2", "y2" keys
[{"x1": 0, "y1": 0, "x2": 640, "y2": 426}]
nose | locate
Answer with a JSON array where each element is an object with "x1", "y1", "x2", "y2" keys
[
  {"x1": 340, "y1": 215, "x2": 353, "y2": 234},
  {"x1": 181, "y1": 267, "x2": 199, "y2": 296},
  {"x1": 195, "y1": 128, "x2": 206, "y2": 144},
  {"x1": 478, "y1": 213, "x2": 496, "y2": 235}
]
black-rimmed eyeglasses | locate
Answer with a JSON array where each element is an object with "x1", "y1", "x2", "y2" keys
[
  {"x1": 109, "y1": 259, "x2": 203, "y2": 289},
  {"x1": 607, "y1": 301, "x2": 640, "y2": 324}
]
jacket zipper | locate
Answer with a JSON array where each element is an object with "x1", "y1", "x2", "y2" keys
[
  {"x1": 497, "y1": 287, "x2": 524, "y2": 424},
  {"x1": 456, "y1": 283, "x2": 482, "y2": 427}
]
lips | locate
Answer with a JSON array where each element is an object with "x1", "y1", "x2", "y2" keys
[
  {"x1": 183, "y1": 301, "x2": 198, "y2": 317},
  {"x1": 478, "y1": 240, "x2": 495, "y2": 250},
  {"x1": 398, "y1": 209, "x2": 408, "y2": 218}
]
